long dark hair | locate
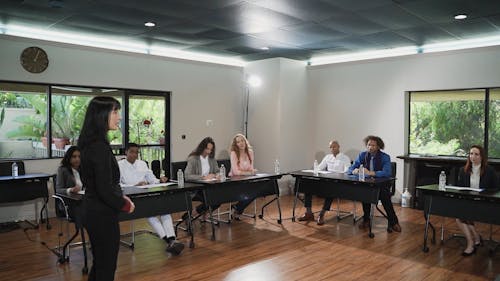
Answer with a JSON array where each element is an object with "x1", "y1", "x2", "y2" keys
[
  {"x1": 60, "y1": 146, "x2": 80, "y2": 175},
  {"x1": 189, "y1": 137, "x2": 216, "y2": 158},
  {"x1": 464, "y1": 145, "x2": 487, "y2": 176},
  {"x1": 78, "y1": 96, "x2": 121, "y2": 149}
]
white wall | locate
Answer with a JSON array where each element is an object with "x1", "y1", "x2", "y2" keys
[
  {"x1": 0, "y1": 35, "x2": 244, "y2": 221},
  {"x1": 308, "y1": 45, "x2": 500, "y2": 198},
  {"x1": 245, "y1": 58, "x2": 310, "y2": 193}
]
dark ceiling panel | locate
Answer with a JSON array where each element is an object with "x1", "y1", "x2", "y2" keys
[
  {"x1": 320, "y1": 12, "x2": 387, "y2": 36},
  {"x1": 394, "y1": 25, "x2": 458, "y2": 45},
  {"x1": 0, "y1": 0, "x2": 499, "y2": 62},
  {"x1": 439, "y1": 18, "x2": 500, "y2": 39},
  {"x1": 321, "y1": 0, "x2": 394, "y2": 12},
  {"x1": 252, "y1": 0, "x2": 348, "y2": 22},
  {"x1": 356, "y1": 3, "x2": 429, "y2": 29},
  {"x1": 362, "y1": 31, "x2": 417, "y2": 48}
]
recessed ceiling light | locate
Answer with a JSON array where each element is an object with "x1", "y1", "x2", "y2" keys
[
  {"x1": 454, "y1": 14, "x2": 467, "y2": 20},
  {"x1": 144, "y1": 21, "x2": 156, "y2": 27},
  {"x1": 261, "y1": 46, "x2": 270, "y2": 50}
]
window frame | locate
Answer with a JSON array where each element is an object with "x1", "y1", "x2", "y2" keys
[
  {"x1": 0, "y1": 80, "x2": 171, "y2": 162},
  {"x1": 408, "y1": 87, "x2": 497, "y2": 159}
]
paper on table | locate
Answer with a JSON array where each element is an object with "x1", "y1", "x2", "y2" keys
[
  {"x1": 445, "y1": 185, "x2": 484, "y2": 192},
  {"x1": 301, "y1": 170, "x2": 332, "y2": 174},
  {"x1": 134, "y1": 182, "x2": 177, "y2": 189}
]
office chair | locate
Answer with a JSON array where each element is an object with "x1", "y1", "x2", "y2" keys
[{"x1": 51, "y1": 174, "x2": 89, "y2": 273}]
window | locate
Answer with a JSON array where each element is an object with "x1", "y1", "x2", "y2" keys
[
  {"x1": 127, "y1": 94, "x2": 167, "y2": 166},
  {"x1": 50, "y1": 86, "x2": 124, "y2": 157},
  {"x1": 1, "y1": 81, "x2": 170, "y2": 162},
  {"x1": 409, "y1": 88, "x2": 497, "y2": 158},
  {"x1": 0, "y1": 83, "x2": 48, "y2": 159},
  {"x1": 489, "y1": 89, "x2": 500, "y2": 158}
]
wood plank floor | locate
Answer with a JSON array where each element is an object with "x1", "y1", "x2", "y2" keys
[{"x1": 0, "y1": 195, "x2": 499, "y2": 281}]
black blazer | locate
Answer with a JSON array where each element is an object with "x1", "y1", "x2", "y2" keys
[
  {"x1": 56, "y1": 166, "x2": 78, "y2": 194},
  {"x1": 457, "y1": 165, "x2": 499, "y2": 190},
  {"x1": 80, "y1": 141, "x2": 125, "y2": 215}
]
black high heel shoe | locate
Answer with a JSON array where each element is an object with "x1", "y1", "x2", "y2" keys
[
  {"x1": 474, "y1": 235, "x2": 483, "y2": 248},
  {"x1": 462, "y1": 247, "x2": 477, "y2": 257}
]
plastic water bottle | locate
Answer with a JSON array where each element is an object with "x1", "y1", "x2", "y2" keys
[
  {"x1": 313, "y1": 160, "x2": 319, "y2": 175},
  {"x1": 438, "y1": 171, "x2": 446, "y2": 191},
  {"x1": 11, "y1": 162, "x2": 18, "y2": 177},
  {"x1": 274, "y1": 159, "x2": 280, "y2": 174},
  {"x1": 401, "y1": 188, "x2": 412, "y2": 208},
  {"x1": 219, "y1": 164, "x2": 226, "y2": 181},
  {"x1": 177, "y1": 169, "x2": 184, "y2": 188},
  {"x1": 359, "y1": 164, "x2": 365, "y2": 181}
]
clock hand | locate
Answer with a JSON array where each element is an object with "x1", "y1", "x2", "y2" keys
[{"x1": 34, "y1": 50, "x2": 40, "y2": 62}]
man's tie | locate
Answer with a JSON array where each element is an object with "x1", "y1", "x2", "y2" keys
[{"x1": 370, "y1": 156, "x2": 374, "y2": 172}]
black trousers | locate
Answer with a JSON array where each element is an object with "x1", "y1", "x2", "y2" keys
[
  {"x1": 192, "y1": 191, "x2": 220, "y2": 214},
  {"x1": 85, "y1": 210, "x2": 120, "y2": 281},
  {"x1": 233, "y1": 196, "x2": 257, "y2": 214},
  {"x1": 303, "y1": 193, "x2": 334, "y2": 211},
  {"x1": 362, "y1": 186, "x2": 399, "y2": 226}
]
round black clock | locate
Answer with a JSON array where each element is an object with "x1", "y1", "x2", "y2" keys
[{"x1": 20, "y1": 46, "x2": 49, "y2": 73}]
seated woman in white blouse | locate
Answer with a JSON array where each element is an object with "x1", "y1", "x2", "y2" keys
[
  {"x1": 456, "y1": 145, "x2": 498, "y2": 256},
  {"x1": 184, "y1": 137, "x2": 221, "y2": 219},
  {"x1": 56, "y1": 146, "x2": 83, "y2": 195},
  {"x1": 228, "y1": 134, "x2": 257, "y2": 219}
]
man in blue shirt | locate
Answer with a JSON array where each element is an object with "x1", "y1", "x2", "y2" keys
[{"x1": 348, "y1": 135, "x2": 401, "y2": 233}]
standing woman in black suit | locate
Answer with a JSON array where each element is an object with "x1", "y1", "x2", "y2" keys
[
  {"x1": 456, "y1": 145, "x2": 498, "y2": 256},
  {"x1": 78, "y1": 96, "x2": 135, "y2": 280}
]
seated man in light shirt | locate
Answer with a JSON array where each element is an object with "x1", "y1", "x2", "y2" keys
[
  {"x1": 118, "y1": 143, "x2": 184, "y2": 256},
  {"x1": 298, "y1": 140, "x2": 351, "y2": 225}
]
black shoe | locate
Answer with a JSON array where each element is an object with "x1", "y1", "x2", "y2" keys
[
  {"x1": 461, "y1": 247, "x2": 476, "y2": 257},
  {"x1": 474, "y1": 235, "x2": 483, "y2": 248},
  {"x1": 166, "y1": 240, "x2": 185, "y2": 256}
]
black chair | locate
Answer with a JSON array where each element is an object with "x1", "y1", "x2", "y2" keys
[
  {"x1": 151, "y1": 160, "x2": 161, "y2": 179},
  {"x1": 51, "y1": 175, "x2": 89, "y2": 273},
  {"x1": 170, "y1": 161, "x2": 188, "y2": 180},
  {"x1": 0, "y1": 161, "x2": 25, "y2": 176},
  {"x1": 375, "y1": 161, "x2": 397, "y2": 219}
]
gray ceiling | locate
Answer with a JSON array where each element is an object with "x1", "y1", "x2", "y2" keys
[{"x1": 2, "y1": 0, "x2": 500, "y2": 62}]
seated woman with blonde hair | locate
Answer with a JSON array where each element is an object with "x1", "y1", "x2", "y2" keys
[{"x1": 229, "y1": 133, "x2": 258, "y2": 219}]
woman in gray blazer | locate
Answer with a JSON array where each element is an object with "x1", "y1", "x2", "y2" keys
[
  {"x1": 56, "y1": 146, "x2": 83, "y2": 194},
  {"x1": 183, "y1": 137, "x2": 221, "y2": 220}
]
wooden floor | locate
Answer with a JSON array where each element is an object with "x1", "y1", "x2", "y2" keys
[{"x1": 1, "y1": 195, "x2": 499, "y2": 281}]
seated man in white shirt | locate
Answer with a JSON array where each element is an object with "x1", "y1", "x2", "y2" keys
[
  {"x1": 118, "y1": 143, "x2": 184, "y2": 256},
  {"x1": 298, "y1": 140, "x2": 351, "y2": 225}
]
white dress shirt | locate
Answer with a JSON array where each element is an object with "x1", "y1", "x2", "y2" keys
[
  {"x1": 118, "y1": 159, "x2": 159, "y2": 186},
  {"x1": 470, "y1": 164, "x2": 481, "y2": 189},
  {"x1": 200, "y1": 155, "x2": 210, "y2": 176},
  {"x1": 317, "y1": 153, "x2": 351, "y2": 173}
]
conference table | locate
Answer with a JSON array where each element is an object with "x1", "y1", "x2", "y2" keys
[
  {"x1": 0, "y1": 173, "x2": 55, "y2": 230},
  {"x1": 290, "y1": 170, "x2": 395, "y2": 238},
  {"x1": 55, "y1": 182, "x2": 202, "y2": 274},
  {"x1": 187, "y1": 173, "x2": 284, "y2": 240},
  {"x1": 418, "y1": 184, "x2": 500, "y2": 253}
]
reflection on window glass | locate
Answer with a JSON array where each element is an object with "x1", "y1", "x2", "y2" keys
[
  {"x1": 489, "y1": 90, "x2": 500, "y2": 158},
  {"x1": 409, "y1": 90, "x2": 485, "y2": 156},
  {"x1": 129, "y1": 96, "x2": 165, "y2": 145},
  {"x1": 51, "y1": 86, "x2": 124, "y2": 156},
  {"x1": 0, "y1": 83, "x2": 48, "y2": 159},
  {"x1": 128, "y1": 95, "x2": 166, "y2": 165}
]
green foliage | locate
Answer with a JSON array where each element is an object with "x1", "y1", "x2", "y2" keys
[
  {"x1": 410, "y1": 100, "x2": 485, "y2": 156},
  {"x1": 128, "y1": 98, "x2": 165, "y2": 145}
]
